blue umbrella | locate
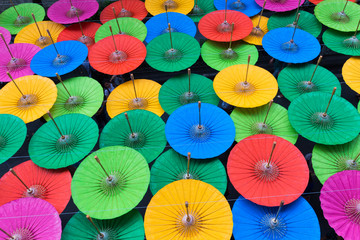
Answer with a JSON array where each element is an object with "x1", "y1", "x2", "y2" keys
[
  {"x1": 30, "y1": 40, "x2": 88, "y2": 77},
  {"x1": 214, "y1": 0, "x2": 261, "y2": 17},
  {"x1": 165, "y1": 102, "x2": 235, "y2": 159},
  {"x1": 145, "y1": 12, "x2": 197, "y2": 43},
  {"x1": 262, "y1": 27, "x2": 320, "y2": 64},
  {"x1": 232, "y1": 196, "x2": 320, "y2": 240}
]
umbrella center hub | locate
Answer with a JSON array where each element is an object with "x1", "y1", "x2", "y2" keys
[
  {"x1": 164, "y1": 49, "x2": 183, "y2": 62},
  {"x1": 310, "y1": 112, "x2": 334, "y2": 130},
  {"x1": 53, "y1": 54, "x2": 71, "y2": 66},
  {"x1": 105, "y1": 175, "x2": 119, "y2": 186},
  {"x1": 65, "y1": 96, "x2": 85, "y2": 111},
  {"x1": 343, "y1": 36, "x2": 360, "y2": 49},
  {"x1": 56, "y1": 134, "x2": 78, "y2": 152},
  {"x1": 251, "y1": 27, "x2": 264, "y2": 37},
  {"x1": 270, "y1": 0, "x2": 287, "y2": 3},
  {"x1": 11, "y1": 228, "x2": 35, "y2": 240},
  {"x1": 181, "y1": 214, "x2": 196, "y2": 227},
  {"x1": 331, "y1": 11, "x2": 350, "y2": 23},
  {"x1": 17, "y1": 94, "x2": 38, "y2": 109},
  {"x1": 109, "y1": 50, "x2": 128, "y2": 63},
  {"x1": 66, "y1": 6, "x2": 83, "y2": 18},
  {"x1": 255, "y1": 161, "x2": 280, "y2": 182},
  {"x1": 118, "y1": 8, "x2": 133, "y2": 18},
  {"x1": 252, "y1": 123, "x2": 273, "y2": 135},
  {"x1": 78, "y1": 35, "x2": 95, "y2": 46},
  {"x1": 181, "y1": 172, "x2": 196, "y2": 179},
  {"x1": 297, "y1": 81, "x2": 318, "y2": 93},
  {"x1": 7, "y1": 58, "x2": 26, "y2": 71},
  {"x1": 235, "y1": 82, "x2": 255, "y2": 95},
  {"x1": 0, "y1": 135, "x2": 6, "y2": 149},
  {"x1": 230, "y1": 0, "x2": 246, "y2": 10},
  {"x1": 125, "y1": 132, "x2": 146, "y2": 148},
  {"x1": 344, "y1": 198, "x2": 360, "y2": 224},
  {"x1": 220, "y1": 48, "x2": 239, "y2": 60},
  {"x1": 191, "y1": 5, "x2": 204, "y2": 15},
  {"x1": 286, "y1": 23, "x2": 302, "y2": 30},
  {"x1": 97, "y1": 231, "x2": 109, "y2": 240},
  {"x1": 179, "y1": 92, "x2": 200, "y2": 105},
  {"x1": 344, "y1": 159, "x2": 359, "y2": 170},
  {"x1": 260, "y1": 214, "x2": 286, "y2": 236},
  {"x1": 36, "y1": 36, "x2": 52, "y2": 47},
  {"x1": 14, "y1": 15, "x2": 31, "y2": 27},
  {"x1": 217, "y1": 21, "x2": 232, "y2": 33},
  {"x1": 163, "y1": 0, "x2": 178, "y2": 10},
  {"x1": 23, "y1": 185, "x2": 47, "y2": 198},
  {"x1": 281, "y1": 40, "x2": 299, "y2": 52},
  {"x1": 128, "y1": 98, "x2": 148, "y2": 110},
  {"x1": 189, "y1": 125, "x2": 211, "y2": 142},
  {"x1": 161, "y1": 27, "x2": 179, "y2": 35}
]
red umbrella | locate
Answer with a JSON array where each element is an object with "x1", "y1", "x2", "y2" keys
[
  {"x1": 100, "y1": 0, "x2": 148, "y2": 24},
  {"x1": 227, "y1": 134, "x2": 309, "y2": 206}
]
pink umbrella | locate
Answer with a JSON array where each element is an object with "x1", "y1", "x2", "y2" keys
[
  {"x1": 0, "y1": 198, "x2": 62, "y2": 240},
  {"x1": 0, "y1": 27, "x2": 11, "y2": 48},
  {"x1": 320, "y1": 170, "x2": 360, "y2": 240},
  {"x1": 47, "y1": 0, "x2": 99, "y2": 24},
  {"x1": 255, "y1": 0, "x2": 304, "y2": 12}
]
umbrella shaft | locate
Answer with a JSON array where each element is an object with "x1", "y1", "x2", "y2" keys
[{"x1": 0, "y1": 227, "x2": 13, "y2": 239}]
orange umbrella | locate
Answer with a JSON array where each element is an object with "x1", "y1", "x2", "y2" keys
[{"x1": 100, "y1": 0, "x2": 148, "y2": 23}]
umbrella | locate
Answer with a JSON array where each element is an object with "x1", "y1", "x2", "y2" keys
[
  {"x1": 187, "y1": 0, "x2": 216, "y2": 22},
  {"x1": 320, "y1": 170, "x2": 360, "y2": 240},
  {"x1": 145, "y1": 31, "x2": 200, "y2": 72},
  {"x1": 262, "y1": 27, "x2": 321, "y2": 63},
  {"x1": 144, "y1": 179, "x2": 233, "y2": 239},
  {"x1": 99, "y1": 109, "x2": 167, "y2": 163},
  {"x1": 72, "y1": 146, "x2": 150, "y2": 219},
  {"x1": 0, "y1": 198, "x2": 61, "y2": 240},
  {"x1": 0, "y1": 3, "x2": 45, "y2": 34},
  {"x1": 0, "y1": 27, "x2": 11, "y2": 47},
  {"x1": 30, "y1": 39, "x2": 88, "y2": 77},
  {"x1": 0, "y1": 160, "x2": 71, "y2": 213},
  {"x1": 62, "y1": 210, "x2": 145, "y2": 240},
  {"x1": 343, "y1": 56, "x2": 360, "y2": 93},
  {"x1": 288, "y1": 89, "x2": 360, "y2": 145},
  {"x1": 165, "y1": 102, "x2": 235, "y2": 159},
  {"x1": 100, "y1": 0, "x2": 148, "y2": 23},
  {"x1": 314, "y1": 0, "x2": 360, "y2": 32},
  {"x1": 214, "y1": 0, "x2": 261, "y2": 17},
  {"x1": 228, "y1": 134, "x2": 309, "y2": 206},
  {"x1": 310, "y1": 0, "x2": 356, "y2": 5},
  {"x1": 106, "y1": 76, "x2": 164, "y2": 117},
  {"x1": 198, "y1": 10, "x2": 253, "y2": 42},
  {"x1": 0, "y1": 75, "x2": 57, "y2": 124},
  {"x1": 29, "y1": 113, "x2": 99, "y2": 169},
  {"x1": 255, "y1": 0, "x2": 304, "y2": 12},
  {"x1": 145, "y1": 0, "x2": 194, "y2": 16},
  {"x1": 213, "y1": 61, "x2": 278, "y2": 108},
  {"x1": 277, "y1": 57, "x2": 342, "y2": 101},
  {"x1": 230, "y1": 101, "x2": 298, "y2": 144},
  {"x1": 150, "y1": 149, "x2": 227, "y2": 195},
  {"x1": 44, "y1": 75, "x2": 104, "y2": 120},
  {"x1": 145, "y1": 11, "x2": 196, "y2": 43},
  {"x1": 242, "y1": 14, "x2": 269, "y2": 46},
  {"x1": 0, "y1": 114, "x2": 26, "y2": 164},
  {"x1": 268, "y1": 10, "x2": 322, "y2": 38},
  {"x1": 322, "y1": 28, "x2": 360, "y2": 56},
  {"x1": 47, "y1": 0, "x2": 99, "y2": 24},
  {"x1": 159, "y1": 70, "x2": 219, "y2": 114},
  {"x1": 232, "y1": 196, "x2": 320, "y2": 239}
]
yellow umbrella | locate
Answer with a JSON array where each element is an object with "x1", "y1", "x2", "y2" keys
[
  {"x1": 145, "y1": 0, "x2": 193, "y2": 16},
  {"x1": 107, "y1": 76, "x2": 164, "y2": 118},
  {"x1": 144, "y1": 179, "x2": 233, "y2": 240},
  {"x1": 342, "y1": 56, "x2": 360, "y2": 93},
  {"x1": 14, "y1": 20, "x2": 65, "y2": 49},
  {"x1": 0, "y1": 75, "x2": 57, "y2": 123},
  {"x1": 242, "y1": 15, "x2": 269, "y2": 46},
  {"x1": 214, "y1": 60, "x2": 278, "y2": 108}
]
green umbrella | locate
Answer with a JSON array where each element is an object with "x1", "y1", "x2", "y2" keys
[
  {"x1": 267, "y1": 10, "x2": 322, "y2": 38},
  {"x1": 0, "y1": 114, "x2": 26, "y2": 164},
  {"x1": 322, "y1": 28, "x2": 360, "y2": 56},
  {"x1": 62, "y1": 210, "x2": 144, "y2": 240},
  {"x1": 99, "y1": 110, "x2": 166, "y2": 163},
  {"x1": 201, "y1": 40, "x2": 258, "y2": 71},
  {"x1": 95, "y1": 17, "x2": 147, "y2": 42},
  {"x1": 288, "y1": 89, "x2": 360, "y2": 145},
  {"x1": 188, "y1": 0, "x2": 217, "y2": 22},
  {"x1": 44, "y1": 76, "x2": 104, "y2": 121},
  {"x1": 277, "y1": 60, "x2": 342, "y2": 102},
  {"x1": 159, "y1": 71, "x2": 219, "y2": 114},
  {"x1": 72, "y1": 146, "x2": 150, "y2": 220},
  {"x1": 230, "y1": 101, "x2": 298, "y2": 144},
  {"x1": 312, "y1": 135, "x2": 360, "y2": 185},
  {"x1": 145, "y1": 32, "x2": 200, "y2": 72},
  {"x1": 0, "y1": 3, "x2": 45, "y2": 34},
  {"x1": 150, "y1": 149, "x2": 227, "y2": 195},
  {"x1": 29, "y1": 113, "x2": 99, "y2": 169}
]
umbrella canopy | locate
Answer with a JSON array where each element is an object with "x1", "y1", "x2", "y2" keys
[
  {"x1": 213, "y1": 64, "x2": 278, "y2": 108},
  {"x1": 144, "y1": 179, "x2": 233, "y2": 240},
  {"x1": 320, "y1": 170, "x2": 360, "y2": 240},
  {"x1": 72, "y1": 146, "x2": 150, "y2": 220},
  {"x1": 62, "y1": 210, "x2": 145, "y2": 240},
  {"x1": 165, "y1": 102, "x2": 235, "y2": 159},
  {"x1": 29, "y1": 113, "x2": 99, "y2": 169},
  {"x1": 15, "y1": 21, "x2": 65, "y2": 49},
  {"x1": 0, "y1": 75, "x2": 57, "y2": 124},
  {"x1": 343, "y1": 56, "x2": 360, "y2": 93},
  {"x1": 145, "y1": 12, "x2": 196, "y2": 43},
  {"x1": 150, "y1": 149, "x2": 227, "y2": 195},
  {"x1": 30, "y1": 40, "x2": 88, "y2": 77},
  {"x1": 107, "y1": 78, "x2": 164, "y2": 118},
  {"x1": 47, "y1": 0, "x2": 99, "y2": 24},
  {"x1": 214, "y1": 0, "x2": 261, "y2": 17},
  {"x1": 288, "y1": 90, "x2": 360, "y2": 145},
  {"x1": 255, "y1": 0, "x2": 304, "y2": 12},
  {"x1": 198, "y1": 10, "x2": 253, "y2": 42},
  {"x1": 267, "y1": 10, "x2": 322, "y2": 38},
  {"x1": 242, "y1": 15, "x2": 269, "y2": 46},
  {"x1": 145, "y1": 32, "x2": 200, "y2": 72},
  {"x1": 0, "y1": 114, "x2": 26, "y2": 164},
  {"x1": 228, "y1": 134, "x2": 309, "y2": 206},
  {"x1": 159, "y1": 72, "x2": 219, "y2": 114},
  {"x1": 0, "y1": 160, "x2": 71, "y2": 213},
  {"x1": 99, "y1": 110, "x2": 167, "y2": 163},
  {"x1": 322, "y1": 28, "x2": 360, "y2": 56},
  {"x1": 277, "y1": 63, "x2": 342, "y2": 102},
  {"x1": 187, "y1": 0, "x2": 216, "y2": 22},
  {"x1": 230, "y1": 102, "x2": 298, "y2": 144},
  {"x1": 0, "y1": 3, "x2": 45, "y2": 34},
  {"x1": 312, "y1": 135, "x2": 360, "y2": 184},
  {"x1": 100, "y1": 0, "x2": 148, "y2": 23},
  {"x1": 262, "y1": 27, "x2": 321, "y2": 63},
  {"x1": 145, "y1": 0, "x2": 194, "y2": 16},
  {"x1": 44, "y1": 76, "x2": 104, "y2": 120},
  {"x1": 0, "y1": 26, "x2": 11, "y2": 47},
  {"x1": 0, "y1": 198, "x2": 62, "y2": 240},
  {"x1": 89, "y1": 35, "x2": 146, "y2": 75},
  {"x1": 232, "y1": 196, "x2": 320, "y2": 239}
]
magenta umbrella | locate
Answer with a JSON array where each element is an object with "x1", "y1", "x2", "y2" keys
[
  {"x1": 0, "y1": 198, "x2": 62, "y2": 240},
  {"x1": 255, "y1": 0, "x2": 304, "y2": 12},
  {"x1": 47, "y1": 0, "x2": 99, "y2": 24},
  {"x1": 320, "y1": 170, "x2": 360, "y2": 240}
]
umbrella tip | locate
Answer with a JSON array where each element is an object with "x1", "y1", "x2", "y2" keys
[{"x1": 86, "y1": 215, "x2": 91, "y2": 219}]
